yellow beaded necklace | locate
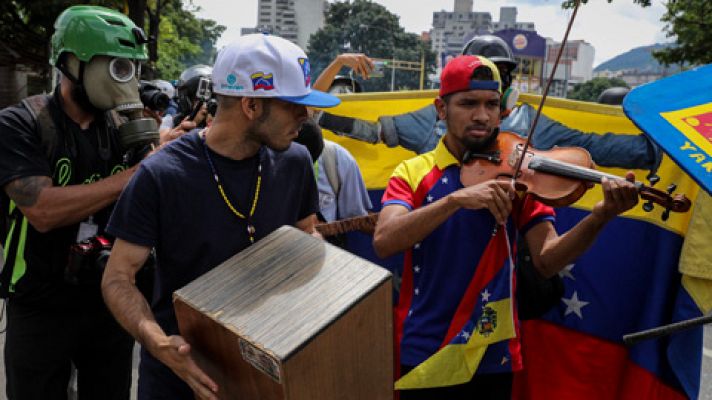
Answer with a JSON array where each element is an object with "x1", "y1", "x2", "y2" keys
[{"x1": 200, "y1": 130, "x2": 262, "y2": 243}]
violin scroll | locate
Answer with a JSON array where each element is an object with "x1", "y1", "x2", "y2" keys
[{"x1": 638, "y1": 183, "x2": 691, "y2": 221}]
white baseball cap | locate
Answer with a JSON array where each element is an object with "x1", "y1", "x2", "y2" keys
[{"x1": 212, "y1": 34, "x2": 340, "y2": 108}]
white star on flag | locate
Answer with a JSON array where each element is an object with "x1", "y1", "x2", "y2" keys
[
  {"x1": 414, "y1": 288, "x2": 420, "y2": 296},
  {"x1": 414, "y1": 265, "x2": 421, "y2": 273},
  {"x1": 414, "y1": 243, "x2": 420, "y2": 249},
  {"x1": 562, "y1": 291, "x2": 589, "y2": 319},
  {"x1": 460, "y1": 329, "x2": 471, "y2": 341},
  {"x1": 481, "y1": 289, "x2": 491, "y2": 303},
  {"x1": 426, "y1": 195, "x2": 434, "y2": 202},
  {"x1": 441, "y1": 176, "x2": 449, "y2": 184},
  {"x1": 501, "y1": 356, "x2": 509, "y2": 365},
  {"x1": 558, "y1": 264, "x2": 576, "y2": 280}
]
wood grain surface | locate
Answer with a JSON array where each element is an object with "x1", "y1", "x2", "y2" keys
[{"x1": 174, "y1": 226, "x2": 393, "y2": 400}]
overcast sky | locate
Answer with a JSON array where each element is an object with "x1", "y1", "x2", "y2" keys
[{"x1": 190, "y1": 0, "x2": 670, "y2": 67}]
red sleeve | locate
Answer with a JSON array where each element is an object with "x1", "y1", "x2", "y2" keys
[
  {"x1": 381, "y1": 176, "x2": 415, "y2": 210},
  {"x1": 513, "y1": 194, "x2": 556, "y2": 235}
]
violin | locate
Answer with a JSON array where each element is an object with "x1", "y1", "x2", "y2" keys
[{"x1": 460, "y1": 131, "x2": 691, "y2": 219}]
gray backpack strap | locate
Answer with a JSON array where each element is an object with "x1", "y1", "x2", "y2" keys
[
  {"x1": 321, "y1": 140, "x2": 340, "y2": 196},
  {"x1": 21, "y1": 94, "x2": 58, "y2": 160}
]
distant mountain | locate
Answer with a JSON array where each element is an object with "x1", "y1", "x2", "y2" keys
[{"x1": 594, "y1": 43, "x2": 681, "y2": 74}]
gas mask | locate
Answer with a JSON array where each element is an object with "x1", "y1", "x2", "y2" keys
[{"x1": 64, "y1": 54, "x2": 159, "y2": 161}]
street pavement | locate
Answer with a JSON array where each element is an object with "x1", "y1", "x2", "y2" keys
[
  {"x1": 0, "y1": 307, "x2": 710, "y2": 399},
  {"x1": 702, "y1": 324, "x2": 712, "y2": 400}
]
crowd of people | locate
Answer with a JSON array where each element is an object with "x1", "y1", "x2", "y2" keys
[{"x1": 0, "y1": 4, "x2": 662, "y2": 400}]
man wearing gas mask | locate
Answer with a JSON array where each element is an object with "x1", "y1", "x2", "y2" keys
[{"x1": 0, "y1": 5, "x2": 159, "y2": 399}]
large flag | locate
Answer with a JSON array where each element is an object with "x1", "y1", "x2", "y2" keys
[
  {"x1": 394, "y1": 228, "x2": 516, "y2": 389},
  {"x1": 321, "y1": 90, "x2": 706, "y2": 398},
  {"x1": 624, "y1": 63, "x2": 712, "y2": 196},
  {"x1": 511, "y1": 191, "x2": 704, "y2": 399}
]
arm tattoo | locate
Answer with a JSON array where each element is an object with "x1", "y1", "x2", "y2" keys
[{"x1": 4, "y1": 176, "x2": 52, "y2": 207}]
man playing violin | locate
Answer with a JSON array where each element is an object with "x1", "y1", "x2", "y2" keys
[{"x1": 372, "y1": 55, "x2": 639, "y2": 400}]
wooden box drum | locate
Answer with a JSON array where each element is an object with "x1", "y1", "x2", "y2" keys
[{"x1": 174, "y1": 226, "x2": 393, "y2": 399}]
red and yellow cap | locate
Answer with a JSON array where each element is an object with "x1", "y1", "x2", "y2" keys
[{"x1": 439, "y1": 55, "x2": 502, "y2": 97}]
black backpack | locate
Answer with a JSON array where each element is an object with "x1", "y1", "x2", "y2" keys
[
  {"x1": 0, "y1": 95, "x2": 61, "y2": 297},
  {"x1": 0, "y1": 95, "x2": 154, "y2": 299},
  {"x1": 0, "y1": 95, "x2": 121, "y2": 296}
]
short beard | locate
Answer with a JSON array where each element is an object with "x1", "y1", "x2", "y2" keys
[
  {"x1": 257, "y1": 98, "x2": 272, "y2": 123},
  {"x1": 464, "y1": 127, "x2": 499, "y2": 153},
  {"x1": 248, "y1": 99, "x2": 290, "y2": 152}
]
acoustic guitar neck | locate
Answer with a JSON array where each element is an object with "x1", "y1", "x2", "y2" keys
[{"x1": 315, "y1": 213, "x2": 379, "y2": 237}]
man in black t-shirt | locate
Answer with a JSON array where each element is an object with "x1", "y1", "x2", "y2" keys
[
  {"x1": 102, "y1": 34, "x2": 341, "y2": 400},
  {"x1": 0, "y1": 6, "x2": 154, "y2": 400}
]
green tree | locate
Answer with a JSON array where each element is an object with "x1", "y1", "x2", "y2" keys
[
  {"x1": 306, "y1": 0, "x2": 436, "y2": 92},
  {"x1": 562, "y1": 0, "x2": 651, "y2": 7},
  {"x1": 562, "y1": 0, "x2": 711, "y2": 67},
  {"x1": 0, "y1": 0, "x2": 223, "y2": 84},
  {"x1": 568, "y1": 77, "x2": 629, "y2": 102},
  {"x1": 654, "y1": 0, "x2": 711, "y2": 67},
  {"x1": 0, "y1": 0, "x2": 124, "y2": 83},
  {"x1": 152, "y1": 0, "x2": 225, "y2": 80}
]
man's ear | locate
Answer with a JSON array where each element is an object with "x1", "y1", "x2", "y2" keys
[
  {"x1": 434, "y1": 97, "x2": 447, "y2": 120},
  {"x1": 242, "y1": 97, "x2": 259, "y2": 120}
]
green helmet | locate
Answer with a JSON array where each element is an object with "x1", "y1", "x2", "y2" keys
[{"x1": 50, "y1": 5, "x2": 148, "y2": 66}]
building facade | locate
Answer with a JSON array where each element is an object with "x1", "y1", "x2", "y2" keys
[
  {"x1": 594, "y1": 69, "x2": 665, "y2": 88},
  {"x1": 543, "y1": 40, "x2": 595, "y2": 97},
  {"x1": 430, "y1": 0, "x2": 535, "y2": 80},
  {"x1": 494, "y1": 29, "x2": 547, "y2": 94},
  {"x1": 241, "y1": 0, "x2": 327, "y2": 50},
  {"x1": 430, "y1": 5, "x2": 492, "y2": 58},
  {"x1": 493, "y1": 7, "x2": 535, "y2": 32}
]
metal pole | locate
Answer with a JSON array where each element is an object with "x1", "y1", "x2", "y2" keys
[
  {"x1": 419, "y1": 46, "x2": 425, "y2": 90},
  {"x1": 623, "y1": 313, "x2": 712, "y2": 346},
  {"x1": 390, "y1": 56, "x2": 395, "y2": 92},
  {"x1": 563, "y1": 47, "x2": 570, "y2": 97}
]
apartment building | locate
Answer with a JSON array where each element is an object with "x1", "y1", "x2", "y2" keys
[
  {"x1": 493, "y1": 7, "x2": 535, "y2": 31},
  {"x1": 430, "y1": 0, "x2": 535, "y2": 73},
  {"x1": 544, "y1": 40, "x2": 596, "y2": 97},
  {"x1": 430, "y1": 0, "x2": 492, "y2": 57},
  {"x1": 241, "y1": 0, "x2": 327, "y2": 50}
]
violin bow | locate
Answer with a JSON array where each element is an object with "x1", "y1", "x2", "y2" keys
[{"x1": 510, "y1": 0, "x2": 583, "y2": 182}]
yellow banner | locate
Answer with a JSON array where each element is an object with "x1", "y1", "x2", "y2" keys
[{"x1": 322, "y1": 90, "x2": 698, "y2": 235}]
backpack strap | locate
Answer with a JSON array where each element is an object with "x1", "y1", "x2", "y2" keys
[
  {"x1": 0, "y1": 95, "x2": 58, "y2": 297},
  {"x1": 321, "y1": 140, "x2": 340, "y2": 197},
  {"x1": 0, "y1": 201, "x2": 23, "y2": 298},
  {"x1": 21, "y1": 94, "x2": 58, "y2": 160}
]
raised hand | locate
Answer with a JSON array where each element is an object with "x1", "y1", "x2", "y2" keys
[
  {"x1": 335, "y1": 53, "x2": 375, "y2": 79},
  {"x1": 160, "y1": 117, "x2": 197, "y2": 145}
]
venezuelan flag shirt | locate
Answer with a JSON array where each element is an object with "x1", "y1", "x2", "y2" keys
[{"x1": 382, "y1": 139, "x2": 555, "y2": 374}]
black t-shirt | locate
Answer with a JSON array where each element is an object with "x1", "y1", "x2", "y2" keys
[
  {"x1": 0, "y1": 91, "x2": 126, "y2": 308},
  {"x1": 107, "y1": 131, "x2": 319, "y2": 337}
]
